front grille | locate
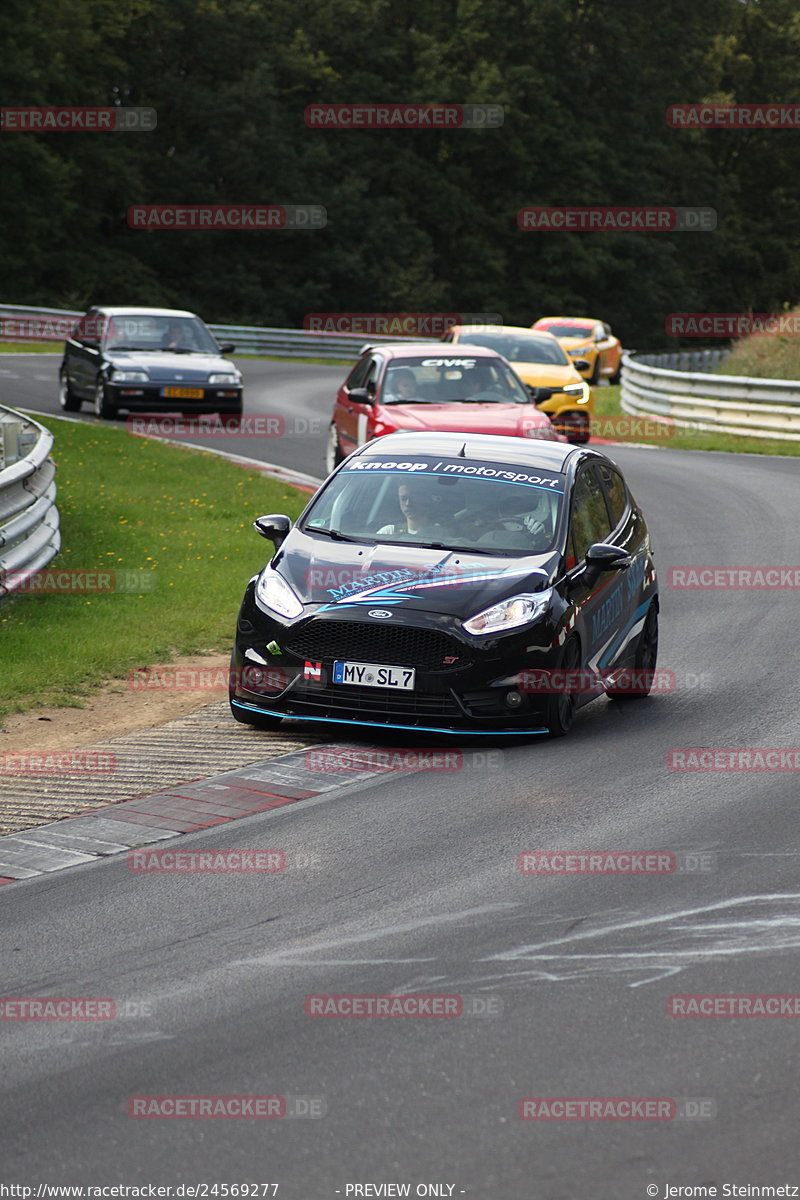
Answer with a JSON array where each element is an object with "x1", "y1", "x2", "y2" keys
[
  {"x1": 288, "y1": 682, "x2": 462, "y2": 720},
  {"x1": 284, "y1": 620, "x2": 470, "y2": 672}
]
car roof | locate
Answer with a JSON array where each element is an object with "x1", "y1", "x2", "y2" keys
[
  {"x1": 534, "y1": 316, "x2": 601, "y2": 327},
  {"x1": 91, "y1": 306, "x2": 199, "y2": 318},
  {"x1": 354, "y1": 430, "x2": 582, "y2": 473},
  {"x1": 453, "y1": 325, "x2": 560, "y2": 340},
  {"x1": 363, "y1": 342, "x2": 503, "y2": 360}
]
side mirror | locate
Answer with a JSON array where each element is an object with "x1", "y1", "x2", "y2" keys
[
  {"x1": 573, "y1": 358, "x2": 590, "y2": 373},
  {"x1": 527, "y1": 385, "x2": 551, "y2": 404},
  {"x1": 219, "y1": 343, "x2": 235, "y2": 354},
  {"x1": 254, "y1": 513, "x2": 292, "y2": 550},
  {"x1": 348, "y1": 387, "x2": 374, "y2": 404},
  {"x1": 580, "y1": 542, "x2": 632, "y2": 587}
]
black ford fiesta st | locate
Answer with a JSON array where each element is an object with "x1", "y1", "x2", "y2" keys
[{"x1": 230, "y1": 432, "x2": 658, "y2": 737}]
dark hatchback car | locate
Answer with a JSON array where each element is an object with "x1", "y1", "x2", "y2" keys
[
  {"x1": 58, "y1": 306, "x2": 243, "y2": 419},
  {"x1": 230, "y1": 431, "x2": 659, "y2": 738}
]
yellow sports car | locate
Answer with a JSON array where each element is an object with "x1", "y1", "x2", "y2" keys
[
  {"x1": 442, "y1": 324, "x2": 594, "y2": 443},
  {"x1": 531, "y1": 317, "x2": 623, "y2": 384}
]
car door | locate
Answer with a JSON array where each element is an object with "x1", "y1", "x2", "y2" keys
[
  {"x1": 339, "y1": 354, "x2": 381, "y2": 455},
  {"x1": 596, "y1": 460, "x2": 650, "y2": 666},
  {"x1": 335, "y1": 354, "x2": 371, "y2": 455},
  {"x1": 562, "y1": 461, "x2": 624, "y2": 679},
  {"x1": 67, "y1": 310, "x2": 105, "y2": 398},
  {"x1": 593, "y1": 322, "x2": 616, "y2": 375}
]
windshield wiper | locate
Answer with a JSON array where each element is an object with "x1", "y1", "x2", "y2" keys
[{"x1": 306, "y1": 526, "x2": 363, "y2": 542}]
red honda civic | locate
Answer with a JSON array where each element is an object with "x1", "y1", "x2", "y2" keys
[{"x1": 325, "y1": 342, "x2": 562, "y2": 473}]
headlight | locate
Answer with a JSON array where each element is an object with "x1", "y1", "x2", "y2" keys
[
  {"x1": 567, "y1": 346, "x2": 587, "y2": 355},
  {"x1": 563, "y1": 382, "x2": 589, "y2": 402},
  {"x1": 208, "y1": 372, "x2": 240, "y2": 384},
  {"x1": 112, "y1": 370, "x2": 149, "y2": 383},
  {"x1": 463, "y1": 591, "x2": 551, "y2": 636},
  {"x1": 255, "y1": 569, "x2": 303, "y2": 619}
]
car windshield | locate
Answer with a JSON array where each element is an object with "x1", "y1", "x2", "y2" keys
[
  {"x1": 102, "y1": 314, "x2": 219, "y2": 354},
  {"x1": 538, "y1": 323, "x2": 595, "y2": 339},
  {"x1": 454, "y1": 332, "x2": 569, "y2": 366},
  {"x1": 381, "y1": 355, "x2": 530, "y2": 405},
  {"x1": 302, "y1": 454, "x2": 566, "y2": 556}
]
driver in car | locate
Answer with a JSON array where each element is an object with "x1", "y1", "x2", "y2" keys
[
  {"x1": 383, "y1": 367, "x2": 418, "y2": 401},
  {"x1": 455, "y1": 489, "x2": 551, "y2": 550},
  {"x1": 377, "y1": 478, "x2": 446, "y2": 540},
  {"x1": 161, "y1": 320, "x2": 191, "y2": 350}
]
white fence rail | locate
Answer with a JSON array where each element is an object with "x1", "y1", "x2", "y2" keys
[
  {"x1": 621, "y1": 353, "x2": 800, "y2": 441},
  {"x1": 0, "y1": 406, "x2": 60, "y2": 600},
  {"x1": 0, "y1": 302, "x2": 431, "y2": 359}
]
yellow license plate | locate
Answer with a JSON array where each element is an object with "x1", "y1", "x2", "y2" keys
[{"x1": 162, "y1": 386, "x2": 204, "y2": 399}]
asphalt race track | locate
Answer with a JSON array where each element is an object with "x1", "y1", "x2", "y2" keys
[{"x1": 2, "y1": 354, "x2": 800, "y2": 1195}]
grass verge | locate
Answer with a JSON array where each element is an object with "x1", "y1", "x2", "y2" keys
[
  {"x1": 0, "y1": 417, "x2": 310, "y2": 720},
  {"x1": 592, "y1": 385, "x2": 800, "y2": 456}
]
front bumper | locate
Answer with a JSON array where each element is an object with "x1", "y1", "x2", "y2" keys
[
  {"x1": 230, "y1": 584, "x2": 565, "y2": 735},
  {"x1": 106, "y1": 383, "x2": 242, "y2": 412}
]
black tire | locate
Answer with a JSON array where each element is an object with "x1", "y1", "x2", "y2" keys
[
  {"x1": 588, "y1": 356, "x2": 600, "y2": 385},
  {"x1": 544, "y1": 635, "x2": 581, "y2": 737},
  {"x1": 93, "y1": 378, "x2": 118, "y2": 420},
  {"x1": 607, "y1": 602, "x2": 659, "y2": 699},
  {"x1": 58, "y1": 370, "x2": 82, "y2": 412},
  {"x1": 325, "y1": 422, "x2": 344, "y2": 474},
  {"x1": 553, "y1": 411, "x2": 590, "y2": 444},
  {"x1": 609, "y1": 364, "x2": 622, "y2": 386}
]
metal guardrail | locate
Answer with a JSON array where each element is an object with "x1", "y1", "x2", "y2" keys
[
  {"x1": 0, "y1": 406, "x2": 60, "y2": 600},
  {"x1": 0, "y1": 303, "x2": 431, "y2": 360},
  {"x1": 621, "y1": 352, "x2": 800, "y2": 441}
]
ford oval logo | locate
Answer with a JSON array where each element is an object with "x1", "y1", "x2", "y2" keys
[{"x1": 368, "y1": 609, "x2": 393, "y2": 619}]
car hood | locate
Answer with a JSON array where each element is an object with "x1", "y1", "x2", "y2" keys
[
  {"x1": 105, "y1": 351, "x2": 232, "y2": 381},
  {"x1": 270, "y1": 529, "x2": 560, "y2": 617},
  {"x1": 553, "y1": 337, "x2": 593, "y2": 351},
  {"x1": 507, "y1": 363, "x2": 585, "y2": 387},
  {"x1": 377, "y1": 402, "x2": 554, "y2": 435}
]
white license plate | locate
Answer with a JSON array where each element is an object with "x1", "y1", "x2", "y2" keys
[{"x1": 333, "y1": 661, "x2": 415, "y2": 690}]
